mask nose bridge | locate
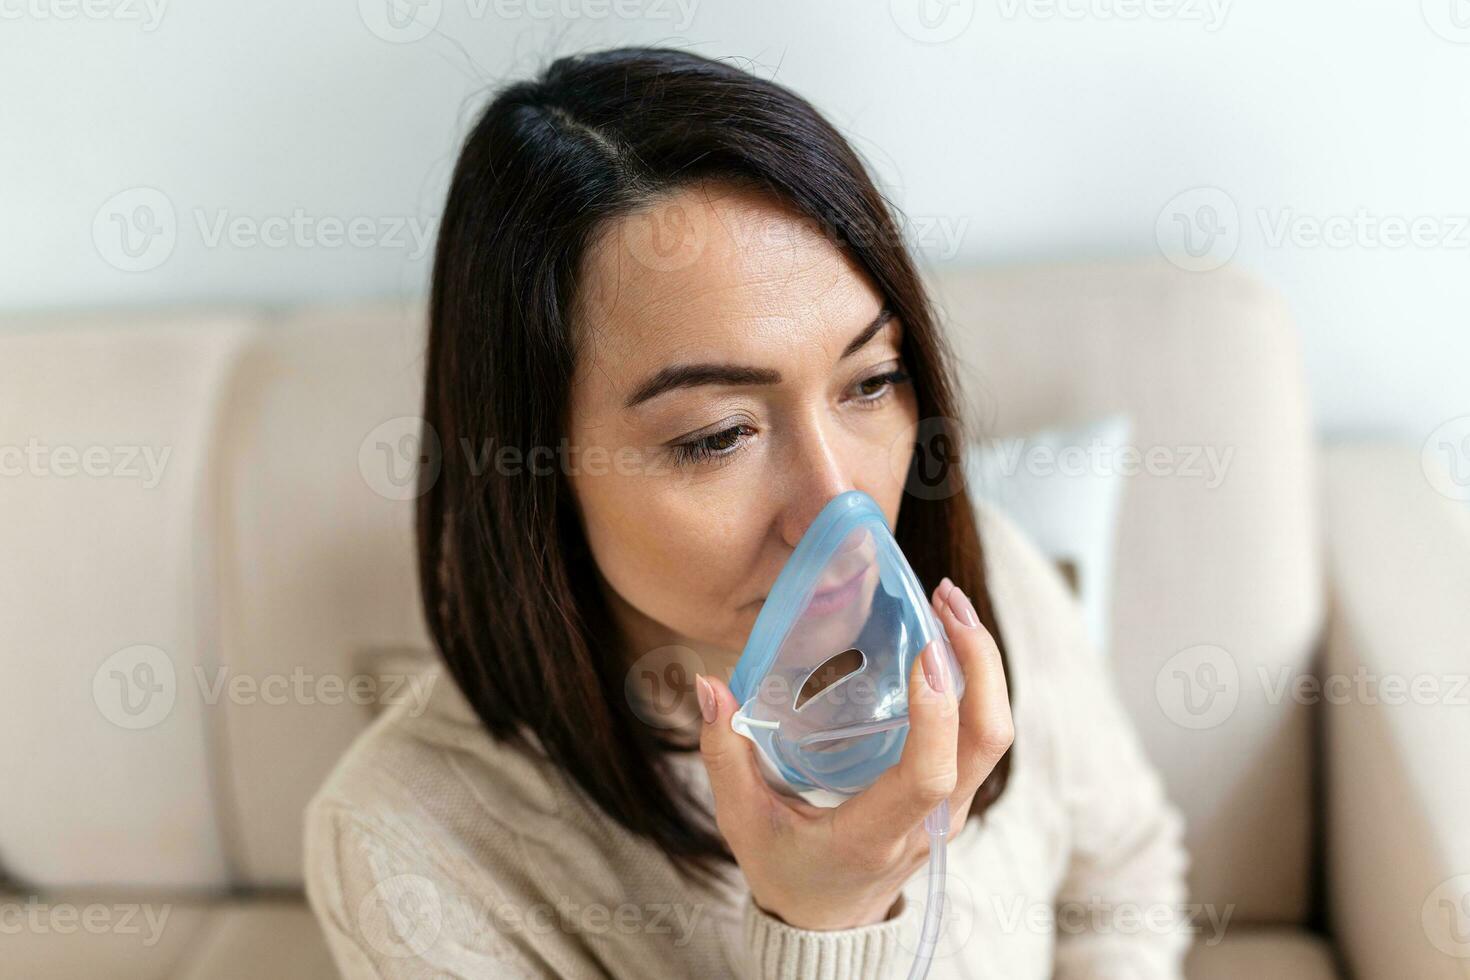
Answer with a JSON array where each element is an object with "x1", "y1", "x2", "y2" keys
[{"x1": 773, "y1": 411, "x2": 859, "y2": 550}]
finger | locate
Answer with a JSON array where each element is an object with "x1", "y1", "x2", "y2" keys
[
  {"x1": 934, "y1": 577, "x2": 1015, "y2": 805},
  {"x1": 696, "y1": 673, "x2": 784, "y2": 845},
  {"x1": 831, "y1": 635, "x2": 960, "y2": 850},
  {"x1": 931, "y1": 577, "x2": 955, "y2": 612}
]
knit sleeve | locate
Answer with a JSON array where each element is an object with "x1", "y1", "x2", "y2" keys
[
  {"x1": 303, "y1": 801, "x2": 553, "y2": 979},
  {"x1": 741, "y1": 890, "x2": 921, "y2": 980}
]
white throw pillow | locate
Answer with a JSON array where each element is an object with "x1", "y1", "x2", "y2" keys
[{"x1": 965, "y1": 415, "x2": 1132, "y2": 657}]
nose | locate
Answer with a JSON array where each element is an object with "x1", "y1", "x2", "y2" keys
[{"x1": 775, "y1": 415, "x2": 857, "y2": 549}]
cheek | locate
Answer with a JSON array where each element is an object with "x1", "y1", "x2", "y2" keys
[
  {"x1": 575, "y1": 467, "x2": 763, "y2": 636},
  {"x1": 851, "y1": 392, "x2": 920, "y2": 524}
]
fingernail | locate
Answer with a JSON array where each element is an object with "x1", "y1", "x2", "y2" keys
[
  {"x1": 695, "y1": 673, "x2": 717, "y2": 725},
  {"x1": 936, "y1": 576, "x2": 955, "y2": 604},
  {"x1": 947, "y1": 585, "x2": 979, "y2": 629},
  {"x1": 922, "y1": 642, "x2": 949, "y2": 693}
]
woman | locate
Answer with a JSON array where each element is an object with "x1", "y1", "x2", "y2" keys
[{"x1": 305, "y1": 47, "x2": 1189, "y2": 978}]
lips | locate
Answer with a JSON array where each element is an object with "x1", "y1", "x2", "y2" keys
[
  {"x1": 805, "y1": 562, "x2": 870, "y2": 616},
  {"x1": 746, "y1": 531, "x2": 877, "y2": 613},
  {"x1": 813, "y1": 561, "x2": 867, "y2": 597}
]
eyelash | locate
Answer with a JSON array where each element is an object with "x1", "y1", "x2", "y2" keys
[{"x1": 668, "y1": 368, "x2": 912, "y2": 469}]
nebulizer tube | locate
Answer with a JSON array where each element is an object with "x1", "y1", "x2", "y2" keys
[{"x1": 906, "y1": 799, "x2": 950, "y2": 980}]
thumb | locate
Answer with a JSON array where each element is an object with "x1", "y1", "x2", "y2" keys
[{"x1": 695, "y1": 673, "x2": 778, "y2": 828}]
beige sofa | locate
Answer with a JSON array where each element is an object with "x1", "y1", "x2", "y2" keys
[{"x1": 2, "y1": 260, "x2": 1466, "y2": 978}]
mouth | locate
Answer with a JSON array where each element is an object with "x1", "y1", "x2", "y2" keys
[
  {"x1": 804, "y1": 562, "x2": 870, "y2": 616},
  {"x1": 743, "y1": 528, "x2": 879, "y2": 615}
]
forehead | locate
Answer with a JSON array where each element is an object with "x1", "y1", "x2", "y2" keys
[{"x1": 572, "y1": 183, "x2": 886, "y2": 383}]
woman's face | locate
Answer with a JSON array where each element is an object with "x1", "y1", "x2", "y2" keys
[{"x1": 566, "y1": 183, "x2": 918, "y2": 668}]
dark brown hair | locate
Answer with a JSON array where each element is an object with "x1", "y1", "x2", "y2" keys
[{"x1": 417, "y1": 47, "x2": 1011, "y2": 883}]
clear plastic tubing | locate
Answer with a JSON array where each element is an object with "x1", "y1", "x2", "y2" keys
[{"x1": 906, "y1": 799, "x2": 950, "y2": 980}]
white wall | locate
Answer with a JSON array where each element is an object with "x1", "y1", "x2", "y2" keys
[{"x1": 2, "y1": 0, "x2": 1466, "y2": 443}]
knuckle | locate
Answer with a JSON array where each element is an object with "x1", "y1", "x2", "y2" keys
[
  {"x1": 963, "y1": 625, "x2": 1001, "y2": 662},
  {"x1": 977, "y1": 716, "x2": 1015, "y2": 757},
  {"x1": 700, "y1": 744, "x2": 737, "y2": 776},
  {"x1": 912, "y1": 764, "x2": 958, "y2": 803}
]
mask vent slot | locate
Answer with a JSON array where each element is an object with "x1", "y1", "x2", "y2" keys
[{"x1": 795, "y1": 647, "x2": 865, "y2": 711}]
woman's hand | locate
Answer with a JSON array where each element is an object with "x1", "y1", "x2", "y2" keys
[{"x1": 695, "y1": 577, "x2": 1014, "y2": 931}]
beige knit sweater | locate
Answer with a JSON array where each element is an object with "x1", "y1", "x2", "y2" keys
[{"x1": 304, "y1": 502, "x2": 1191, "y2": 979}]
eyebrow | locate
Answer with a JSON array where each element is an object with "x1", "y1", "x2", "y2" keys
[{"x1": 623, "y1": 307, "x2": 895, "y2": 409}]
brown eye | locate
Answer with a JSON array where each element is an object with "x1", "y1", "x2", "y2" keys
[
  {"x1": 853, "y1": 368, "x2": 911, "y2": 403},
  {"x1": 705, "y1": 427, "x2": 742, "y2": 451},
  {"x1": 671, "y1": 423, "x2": 753, "y2": 468}
]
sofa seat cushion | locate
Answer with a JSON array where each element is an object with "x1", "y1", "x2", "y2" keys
[
  {"x1": 0, "y1": 891, "x2": 209, "y2": 980},
  {"x1": 1186, "y1": 927, "x2": 1340, "y2": 979},
  {"x1": 174, "y1": 899, "x2": 336, "y2": 980},
  {"x1": 0, "y1": 893, "x2": 334, "y2": 980}
]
